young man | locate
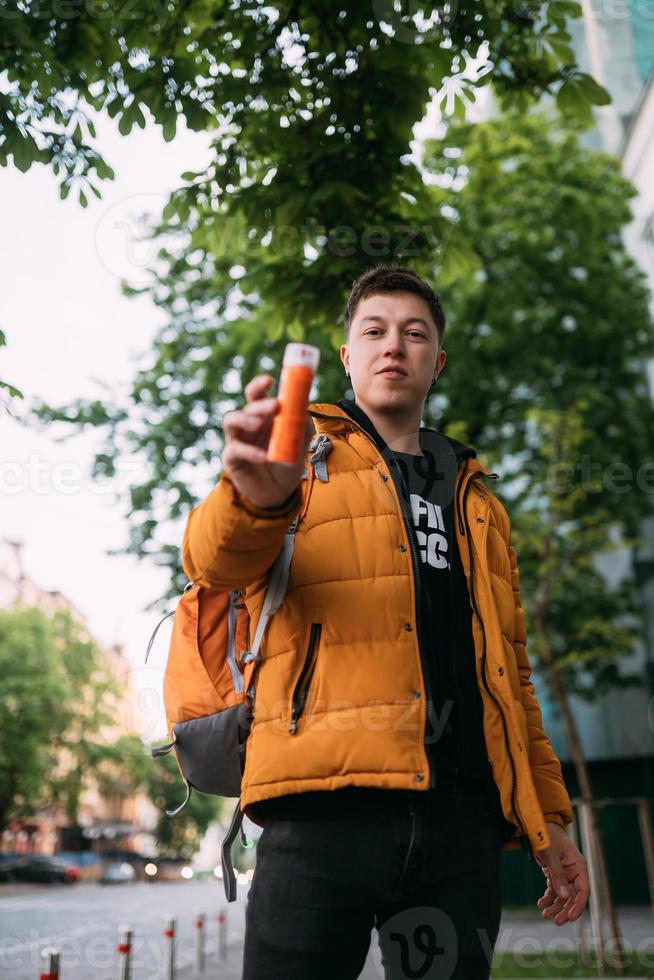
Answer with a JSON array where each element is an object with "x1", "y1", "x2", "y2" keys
[{"x1": 182, "y1": 264, "x2": 589, "y2": 979}]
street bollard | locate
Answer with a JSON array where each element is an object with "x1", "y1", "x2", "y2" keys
[
  {"x1": 217, "y1": 908, "x2": 227, "y2": 961},
  {"x1": 163, "y1": 916, "x2": 176, "y2": 980},
  {"x1": 116, "y1": 925, "x2": 133, "y2": 980},
  {"x1": 39, "y1": 948, "x2": 60, "y2": 980},
  {"x1": 195, "y1": 913, "x2": 205, "y2": 974}
]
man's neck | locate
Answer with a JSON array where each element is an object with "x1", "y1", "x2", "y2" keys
[{"x1": 354, "y1": 399, "x2": 424, "y2": 455}]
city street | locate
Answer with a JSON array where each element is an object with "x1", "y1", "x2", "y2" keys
[
  {"x1": 0, "y1": 877, "x2": 390, "y2": 978},
  {"x1": 3, "y1": 879, "x2": 654, "y2": 979},
  {"x1": 0, "y1": 878, "x2": 384, "y2": 979},
  {"x1": 0, "y1": 879, "x2": 254, "y2": 980}
]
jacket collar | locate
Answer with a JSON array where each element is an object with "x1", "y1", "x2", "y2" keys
[{"x1": 308, "y1": 398, "x2": 496, "y2": 478}]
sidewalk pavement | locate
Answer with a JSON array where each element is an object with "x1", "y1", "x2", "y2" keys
[{"x1": 178, "y1": 905, "x2": 654, "y2": 979}]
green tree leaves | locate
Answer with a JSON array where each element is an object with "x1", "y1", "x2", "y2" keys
[
  {"x1": 556, "y1": 71, "x2": 611, "y2": 125},
  {"x1": 1, "y1": 0, "x2": 609, "y2": 202},
  {"x1": 0, "y1": 608, "x2": 70, "y2": 834},
  {"x1": 146, "y1": 752, "x2": 221, "y2": 860},
  {"x1": 117, "y1": 99, "x2": 148, "y2": 137},
  {"x1": 0, "y1": 605, "x2": 219, "y2": 858},
  {"x1": 422, "y1": 108, "x2": 654, "y2": 700}
]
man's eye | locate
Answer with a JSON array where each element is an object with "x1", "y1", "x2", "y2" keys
[{"x1": 365, "y1": 330, "x2": 425, "y2": 338}]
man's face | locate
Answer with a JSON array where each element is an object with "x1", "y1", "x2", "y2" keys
[{"x1": 340, "y1": 291, "x2": 446, "y2": 415}]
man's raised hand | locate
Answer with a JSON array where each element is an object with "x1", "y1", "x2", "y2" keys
[{"x1": 221, "y1": 373, "x2": 313, "y2": 509}]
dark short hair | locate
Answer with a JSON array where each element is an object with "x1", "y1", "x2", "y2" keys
[{"x1": 343, "y1": 263, "x2": 446, "y2": 347}]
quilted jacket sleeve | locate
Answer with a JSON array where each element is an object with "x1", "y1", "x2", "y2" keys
[
  {"x1": 486, "y1": 497, "x2": 574, "y2": 827},
  {"x1": 502, "y1": 513, "x2": 574, "y2": 830},
  {"x1": 182, "y1": 469, "x2": 304, "y2": 591}
]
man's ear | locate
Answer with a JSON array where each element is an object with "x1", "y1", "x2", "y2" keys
[{"x1": 340, "y1": 344, "x2": 349, "y2": 373}]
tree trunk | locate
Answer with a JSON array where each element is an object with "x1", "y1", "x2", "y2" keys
[{"x1": 546, "y1": 659, "x2": 628, "y2": 976}]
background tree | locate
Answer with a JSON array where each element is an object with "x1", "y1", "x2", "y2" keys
[
  {"x1": 93, "y1": 733, "x2": 155, "y2": 803},
  {"x1": 32, "y1": 106, "x2": 651, "y2": 595},
  {"x1": 0, "y1": 607, "x2": 70, "y2": 836},
  {"x1": 421, "y1": 109, "x2": 654, "y2": 969},
  {"x1": 419, "y1": 107, "x2": 654, "y2": 710},
  {"x1": 145, "y1": 751, "x2": 221, "y2": 860},
  {"x1": 0, "y1": 605, "x2": 153, "y2": 836},
  {"x1": 72, "y1": 730, "x2": 226, "y2": 862},
  {"x1": 0, "y1": 0, "x2": 606, "y2": 203},
  {"x1": 45, "y1": 608, "x2": 123, "y2": 824}
]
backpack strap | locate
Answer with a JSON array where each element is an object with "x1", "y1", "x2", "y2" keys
[
  {"x1": 239, "y1": 521, "x2": 300, "y2": 669},
  {"x1": 239, "y1": 427, "x2": 334, "y2": 681},
  {"x1": 144, "y1": 609, "x2": 175, "y2": 665},
  {"x1": 165, "y1": 776, "x2": 192, "y2": 817},
  {"x1": 144, "y1": 582, "x2": 194, "y2": 664},
  {"x1": 238, "y1": 426, "x2": 326, "y2": 670},
  {"x1": 221, "y1": 798, "x2": 245, "y2": 902}
]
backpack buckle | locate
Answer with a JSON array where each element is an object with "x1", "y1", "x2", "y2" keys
[
  {"x1": 239, "y1": 650, "x2": 260, "y2": 666},
  {"x1": 308, "y1": 434, "x2": 333, "y2": 483}
]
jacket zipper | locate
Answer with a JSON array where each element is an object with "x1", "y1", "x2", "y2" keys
[
  {"x1": 309, "y1": 410, "x2": 436, "y2": 787},
  {"x1": 388, "y1": 454, "x2": 436, "y2": 788},
  {"x1": 289, "y1": 622, "x2": 322, "y2": 734},
  {"x1": 459, "y1": 468, "x2": 525, "y2": 845}
]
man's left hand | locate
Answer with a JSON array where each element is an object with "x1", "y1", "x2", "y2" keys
[{"x1": 534, "y1": 822, "x2": 589, "y2": 924}]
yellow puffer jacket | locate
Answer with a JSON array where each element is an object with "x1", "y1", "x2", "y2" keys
[{"x1": 182, "y1": 401, "x2": 574, "y2": 855}]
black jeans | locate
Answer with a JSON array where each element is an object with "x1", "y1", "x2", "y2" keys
[{"x1": 242, "y1": 779, "x2": 504, "y2": 980}]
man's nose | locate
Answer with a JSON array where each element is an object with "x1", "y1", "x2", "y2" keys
[{"x1": 382, "y1": 333, "x2": 406, "y2": 356}]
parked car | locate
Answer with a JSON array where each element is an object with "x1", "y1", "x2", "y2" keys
[
  {"x1": 11, "y1": 856, "x2": 80, "y2": 884},
  {"x1": 100, "y1": 861, "x2": 137, "y2": 884},
  {"x1": 0, "y1": 855, "x2": 24, "y2": 882}
]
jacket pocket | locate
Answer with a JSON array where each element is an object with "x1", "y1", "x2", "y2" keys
[{"x1": 288, "y1": 620, "x2": 322, "y2": 734}]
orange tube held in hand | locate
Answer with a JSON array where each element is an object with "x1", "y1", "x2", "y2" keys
[{"x1": 267, "y1": 342, "x2": 321, "y2": 465}]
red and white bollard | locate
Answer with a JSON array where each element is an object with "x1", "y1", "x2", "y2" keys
[
  {"x1": 39, "y1": 948, "x2": 60, "y2": 980},
  {"x1": 163, "y1": 916, "x2": 176, "y2": 980},
  {"x1": 195, "y1": 913, "x2": 205, "y2": 974},
  {"x1": 116, "y1": 925, "x2": 132, "y2": 980},
  {"x1": 217, "y1": 908, "x2": 227, "y2": 961}
]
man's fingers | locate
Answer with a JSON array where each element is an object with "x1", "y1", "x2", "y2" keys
[
  {"x1": 223, "y1": 399, "x2": 279, "y2": 438},
  {"x1": 243, "y1": 397, "x2": 279, "y2": 415},
  {"x1": 244, "y1": 373, "x2": 274, "y2": 403},
  {"x1": 566, "y1": 887, "x2": 589, "y2": 922},
  {"x1": 536, "y1": 837, "x2": 590, "y2": 926},
  {"x1": 536, "y1": 867, "x2": 580, "y2": 924},
  {"x1": 536, "y1": 883, "x2": 556, "y2": 908},
  {"x1": 541, "y1": 883, "x2": 579, "y2": 924},
  {"x1": 222, "y1": 439, "x2": 268, "y2": 468},
  {"x1": 565, "y1": 870, "x2": 590, "y2": 922},
  {"x1": 224, "y1": 413, "x2": 263, "y2": 433}
]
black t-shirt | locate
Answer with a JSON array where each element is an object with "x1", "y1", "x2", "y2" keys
[
  {"x1": 391, "y1": 438, "x2": 459, "y2": 778},
  {"x1": 392, "y1": 435, "x2": 497, "y2": 785}
]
